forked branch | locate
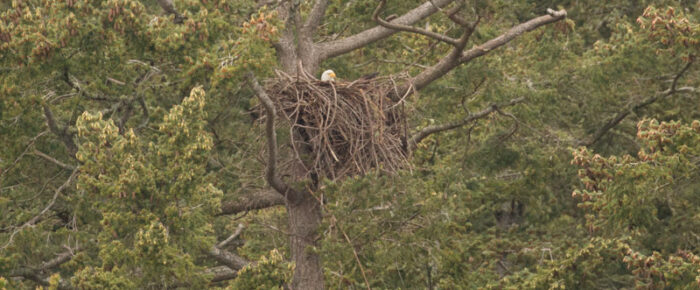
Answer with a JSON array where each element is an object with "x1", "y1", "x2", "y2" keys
[
  {"x1": 409, "y1": 8, "x2": 567, "y2": 92},
  {"x1": 373, "y1": 0, "x2": 460, "y2": 46},
  {"x1": 319, "y1": 0, "x2": 455, "y2": 59}
]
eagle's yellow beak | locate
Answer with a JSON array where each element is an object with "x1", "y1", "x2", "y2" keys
[{"x1": 330, "y1": 72, "x2": 336, "y2": 79}]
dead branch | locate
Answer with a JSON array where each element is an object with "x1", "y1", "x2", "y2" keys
[
  {"x1": 408, "y1": 97, "x2": 525, "y2": 151},
  {"x1": 409, "y1": 9, "x2": 567, "y2": 93},
  {"x1": 459, "y1": 9, "x2": 566, "y2": 64},
  {"x1": 207, "y1": 224, "x2": 250, "y2": 272},
  {"x1": 430, "y1": 0, "x2": 469, "y2": 26}
]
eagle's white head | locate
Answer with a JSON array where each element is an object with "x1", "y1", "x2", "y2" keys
[{"x1": 321, "y1": 69, "x2": 336, "y2": 82}]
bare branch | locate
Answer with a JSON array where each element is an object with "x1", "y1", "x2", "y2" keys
[
  {"x1": 247, "y1": 72, "x2": 298, "y2": 198},
  {"x1": 217, "y1": 224, "x2": 245, "y2": 249},
  {"x1": 579, "y1": 60, "x2": 695, "y2": 147},
  {"x1": 408, "y1": 97, "x2": 525, "y2": 151},
  {"x1": 207, "y1": 246, "x2": 250, "y2": 271},
  {"x1": 319, "y1": 0, "x2": 455, "y2": 60},
  {"x1": 218, "y1": 189, "x2": 285, "y2": 216},
  {"x1": 32, "y1": 149, "x2": 76, "y2": 171},
  {"x1": 208, "y1": 228, "x2": 251, "y2": 271},
  {"x1": 459, "y1": 9, "x2": 567, "y2": 63},
  {"x1": 408, "y1": 9, "x2": 566, "y2": 92},
  {"x1": 430, "y1": 0, "x2": 468, "y2": 26},
  {"x1": 373, "y1": 0, "x2": 460, "y2": 46}
]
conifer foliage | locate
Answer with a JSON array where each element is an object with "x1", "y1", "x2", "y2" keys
[{"x1": 1, "y1": 0, "x2": 698, "y2": 289}]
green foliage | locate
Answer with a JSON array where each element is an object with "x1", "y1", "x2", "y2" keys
[
  {"x1": 70, "y1": 87, "x2": 222, "y2": 288},
  {"x1": 637, "y1": 6, "x2": 699, "y2": 60},
  {"x1": 1, "y1": 0, "x2": 699, "y2": 289},
  {"x1": 569, "y1": 119, "x2": 700, "y2": 288},
  {"x1": 228, "y1": 249, "x2": 291, "y2": 289}
]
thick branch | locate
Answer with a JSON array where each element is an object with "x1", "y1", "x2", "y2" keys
[
  {"x1": 410, "y1": 9, "x2": 567, "y2": 92},
  {"x1": 218, "y1": 189, "x2": 285, "y2": 216},
  {"x1": 207, "y1": 246, "x2": 249, "y2": 271},
  {"x1": 274, "y1": 0, "x2": 304, "y2": 72},
  {"x1": 408, "y1": 97, "x2": 525, "y2": 150},
  {"x1": 247, "y1": 73, "x2": 298, "y2": 198},
  {"x1": 207, "y1": 266, "x2": 238, "y2": 283},
  {"x1": 207, "y1": 223, "x2": 249, "y2": 271},
  {"x1": 373, "y1": 0, "x2": 459, "y2": 46},
  {"x1": 579, "y1": 60, "x2": 695, "y2": 147},
  {"x1": 319, "y1": 0, "x2": 455, "y2": 60},
  {"x1": 42, "y1": 104, "x2": 78, "y2": 156},
  {"x1": 302, "y1": 0, "x2": 329, "y2": 37}
]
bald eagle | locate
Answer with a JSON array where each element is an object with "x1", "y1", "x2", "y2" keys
[{"x1": 321, "y1": 69, "x2": 336, "y2": 81}]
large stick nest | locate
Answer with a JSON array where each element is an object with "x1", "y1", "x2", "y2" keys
[{"x1": 259, "y1": 70, "x2": 412, "y2": 180}]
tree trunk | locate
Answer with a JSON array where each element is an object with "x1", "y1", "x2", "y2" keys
[
  {"x1": 288, "y1": 191, "x2": 324, "y2": 289},
  {"x1": 277, "y1": 18, "x2": 325, "y2": 286}
]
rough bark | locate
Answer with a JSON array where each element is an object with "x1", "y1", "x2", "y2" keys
[
  {"x1": 218, "y1": 189, "x2": 285, "y2": 216},
  {"x1": 287, "y1": 191, "x2": 324, "y2": 290}
]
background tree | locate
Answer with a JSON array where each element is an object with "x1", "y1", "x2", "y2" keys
[{"x1": 1, "y1": 0, "x2": 698, "y2": 289}]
